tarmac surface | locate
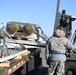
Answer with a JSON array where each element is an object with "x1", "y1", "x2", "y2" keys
[{"x1": 35, "y1": 67, "x2": 48, "y2": 75}]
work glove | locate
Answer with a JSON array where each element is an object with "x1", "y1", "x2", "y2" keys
[{"x1": 66, "y1": 50, "x2": 73, "y2": 57}]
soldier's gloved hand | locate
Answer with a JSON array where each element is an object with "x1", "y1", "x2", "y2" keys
[
  {"x1": 70, "y1": 50, "x2": 73, "y2": 53},
  {"x1": 66, "y1": 50, "x2": 73, "y2": 57}
]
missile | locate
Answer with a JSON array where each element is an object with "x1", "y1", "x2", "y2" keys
[
  {"x1": 6, "y1": 23, "x2": 19, "y2": 35},
  {"x1": 6, "y1": 22, "x2": 35, "y2": 36},
  {"x1": 23, "y1": 25, "x2": 35, "y2": 35}
]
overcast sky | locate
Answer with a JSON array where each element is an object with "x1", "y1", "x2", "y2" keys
[{"x1": 0, "y1": 0, "x2": 76, "y2": 37}]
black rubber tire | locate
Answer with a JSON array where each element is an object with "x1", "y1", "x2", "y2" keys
[{"x1": 65, "y1": 61, "x2": 76, "y2": 75}]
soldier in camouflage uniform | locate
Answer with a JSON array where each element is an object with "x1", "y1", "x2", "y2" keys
[{"x1": 45, "y1": 26, "x2": 76, "y2": 75}]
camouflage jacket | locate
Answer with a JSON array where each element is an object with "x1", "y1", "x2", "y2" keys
[{"x1": 45, "y1": 30, "x2": 76, "y2": 61}]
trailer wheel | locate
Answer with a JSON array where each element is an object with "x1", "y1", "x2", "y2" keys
[{"x1": 65, "y1": 61, "x2": 76, "y2": 75}]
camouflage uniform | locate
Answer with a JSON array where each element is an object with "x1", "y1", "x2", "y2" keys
[{"x1": 45, "y1": 29, "x2": 76, "y2": 75}]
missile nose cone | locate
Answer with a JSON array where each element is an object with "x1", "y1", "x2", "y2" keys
[
  {"x1": 6, "y1": 24, "x2": 19, "y2": 35},
  {"x1": 23, "y1": 25, "x2": 35, "y2": 35}
]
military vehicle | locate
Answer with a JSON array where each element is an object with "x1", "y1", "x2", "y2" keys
[
  {"x1": 54, "y1": 0, "x2": 76, "y2": 75},
  {"x1": 0, "y1": 0, "x2": 76, "y2": 75},
  {"x1": 0, "y1": 21, "x2": 47, "y2": 75}
]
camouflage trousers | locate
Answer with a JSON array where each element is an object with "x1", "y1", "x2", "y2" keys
[{"x1": 47, "y1": 61, "x2": 65, "y2": 75}]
